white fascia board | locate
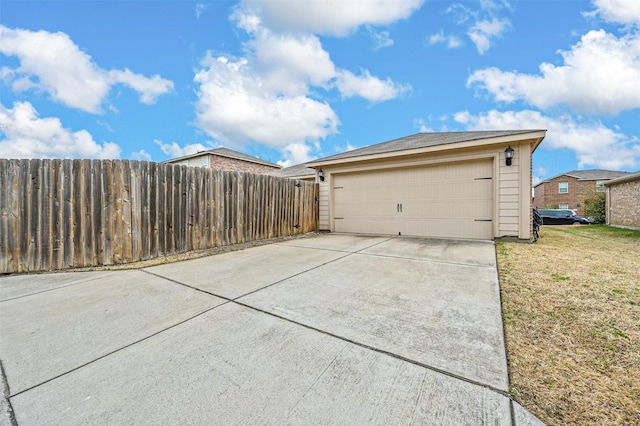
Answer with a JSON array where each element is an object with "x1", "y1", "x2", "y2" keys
[{"x1": 307, "y1": 131, "x2": 546, "y2": 168}]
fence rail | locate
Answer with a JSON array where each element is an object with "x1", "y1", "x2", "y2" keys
[{"x1": 0, "y1": 159, "x2": 318, "y2": 274}]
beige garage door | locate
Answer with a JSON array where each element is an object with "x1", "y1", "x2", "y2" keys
[{"x1": 333, "y1": 160, "x2": 494, "y2": 239}]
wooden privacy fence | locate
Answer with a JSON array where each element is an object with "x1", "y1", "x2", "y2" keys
[{"x1": 0, "y1": 159, "x2": 318, "y2": 274}]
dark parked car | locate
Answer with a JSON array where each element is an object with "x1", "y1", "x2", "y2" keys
[{"x1": 537, "y1": 209, "x2": 592, "y2": 225}]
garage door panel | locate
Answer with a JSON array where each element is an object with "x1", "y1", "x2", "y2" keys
[
  {"x1": 332, "y1": 160, "x2": 494, "y2": 239},
  {"x1": 402, "y1": 200, "x2": 492, "y2": 220},
  {"x1": 401, "y1": 218, "x2": 493, "y2": 240},
  {"x1": 335, "y1": 218, "x2": 396, "y2": 235},
  {"x1": 335, "y1": 201, "x2": 397, "y2": 218}
]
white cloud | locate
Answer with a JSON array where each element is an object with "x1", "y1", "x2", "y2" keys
[
  {"x1": 109, "y1": 69, "x2": 174, "y2": 105},
  {"x1": 441, "y1": 2, "x2": 511, "y2": 54},
  {"x1": 479, "y1": 0, "x2": 512, "y2": 12},
  {"x1": 335, "y1": 69, "x2": 410, "y2": 102},
  {"x1": 446, "y1": 3, "x2": 473, "y2": 25},
  {"x1": 345, "y1": 141, "x2": 358, "y2": 152},
  {"x1": 413, "y1": 118, "x2": 435, "y2": 133},
  {"x1": 427, "y1": 31, "x2": 463, "y2": 48},
  {"x1": 467, "y1": 17, "x2": 510, "y2": 54},
  {"x1": 194, "y1": 55, "x2": 340, "y2": 150},
  {"x1": 195, "y1": 3, "x2": 207, "y2": 19},
  {"x1": 154, "y1": 139, "x2": 211, "y2": 159},
  {"x1": 0, "y1": 101, "x2": 121, "y2": 159},
  {"x1": 279, "y1": 142, "x2": 316, "y2": 167},
  {"x1": 240, "y1": 0, "x2": 424, "y2": 36},
  {"x1": 453, "y1": 109, "x2": 640, "y2": 170},
  {"x1": 0, "y1": 25, "x2": 173, "y2": 113},
  {"x1": 249, "y1": 30, "x2": 336, "y2": 96},
  {"x1": 233, "y1": 11, "x2": 408, "y2": 101},
  {"x1": 428, "y1": 32, "x2": 446, "y2": 45},
  {"x1": 368, "y1": 28, "x2": 394, "y2": 50},
  {"x1": 194, "y1": 2, "x2": 417, "y2": 164},
  {"x1": 533, "y1": 165, "x2": 547, "y2": 186},
  {"x1": 589, "y1": 0, "x2": 640, "y2": 26},
  {"x1": 131, "y1": 149, "x2": 152, "y2": 161},
  {"x1": 467, "y1": 29, "x2": 640, "y2": 115}
]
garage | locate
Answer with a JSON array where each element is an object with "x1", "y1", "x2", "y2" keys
[
  {"x1": 307, "y1": 130, "x2": 547, "y2": 241},
  {"x1": 333, "y1": 160, "x2": 493, "y2": 239}
]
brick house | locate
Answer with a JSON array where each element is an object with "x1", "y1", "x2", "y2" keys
[
  {"x1": 604, "y1": 171, "x2": 640, "y2": 230},
  {"x1": 533, "y1": 170, "x2": 632, "y2": 217},
  {"x1": 165, "y1": 147, "x2": 281, "y2": 174}
]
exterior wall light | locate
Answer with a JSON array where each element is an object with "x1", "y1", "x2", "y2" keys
[
  {"x1": 505, "y1": 146, "x2": 515, "y2": 166},
  {"x1": 318, "y1": 169, "x2": 325, "y2": 182}
]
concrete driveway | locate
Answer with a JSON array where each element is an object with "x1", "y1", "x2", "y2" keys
[{"x1": 0, "y1": 234, "x2": 543, "y2": 425}]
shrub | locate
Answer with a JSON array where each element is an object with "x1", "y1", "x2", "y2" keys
[{"x1": 582, "y1": 188, "x2": 606, "y2": 223}]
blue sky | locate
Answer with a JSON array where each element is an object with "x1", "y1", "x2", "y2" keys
[{"x1": 1, "y1": 0, "x2": 639, "y2": 183}]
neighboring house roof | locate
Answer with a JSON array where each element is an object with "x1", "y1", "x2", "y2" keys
[
  {"x1": 603, "y1": 170, "x2": 640, "y2": 186},
  {"x1": 165, "y1": 147, "x2": 281, "y2": 169},
  {"x1": 267, "y1": 163, "x2": 315, "y2": 179},
  {"x1": 307, "y1": 130, "x2": 546, "y2": 166},
  {"x1": 534, "y1": 169, "x2": 633, "y2": 187}
]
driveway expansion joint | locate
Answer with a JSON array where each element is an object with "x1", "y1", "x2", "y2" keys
[
  {"x1": 145, "y1": 261, "x2": 510, "y2": 400},
  {"x1": 0, "y1": 272, "x2": 119, "y2": 303},
  {"x1": 354, "y1": 251, "x2": 497, "y2": 269},
  {"x1": 232, "y1": 298, "x2": 512, "y2": 400},
  {"x1": 5, "y1": 302, "x2": 227, "y2": 399}
]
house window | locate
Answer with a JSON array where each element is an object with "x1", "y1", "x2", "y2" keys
[
  {"x1": 596, "y1": 180, "x2": 607, "y2": 192},
  {"x1": 201, "y1": 156, "x2": 209, "y2": 167},
  {"x1": 559, "y1": 204, "x2": 569, "y2": 210},
  {"x1": 559, "y1": 182, "x2": 568, "y2": 193},
  {"x1": 181, "y1": 160, "x2": 189, "y2": 166}
]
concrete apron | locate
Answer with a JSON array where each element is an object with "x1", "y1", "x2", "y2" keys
[{"x1": 0, "y1": 234, "x2": 545, "y2": 425}]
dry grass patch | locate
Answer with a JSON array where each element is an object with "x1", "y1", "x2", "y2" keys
[{"x1": 497, "y1": 225, "x2": 640, "y2": 425}]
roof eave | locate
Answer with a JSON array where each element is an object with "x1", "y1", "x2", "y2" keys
[
  {"x1": 603, "y1": 171, "x2": 640, "y2": 186},
  {"x1": 307, "y1": 130, "x2": 547, "y2": 168},
  {"x1": 162, "y1": 150, "x2": 211, "y2": 164}
]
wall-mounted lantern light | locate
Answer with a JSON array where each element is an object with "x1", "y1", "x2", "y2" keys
[
  {"x1": 318, "y1": 169, "x2": 325, "y2": 182},
  {"x1": 505, "y1": 146, "x2": 515, "y2": 166}
]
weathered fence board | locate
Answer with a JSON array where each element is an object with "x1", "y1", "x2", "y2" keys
[{"x1": 0, "y1": 160, "x2": 318, "y2": 273}]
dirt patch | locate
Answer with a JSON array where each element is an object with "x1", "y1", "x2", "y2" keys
[{"x1": 497, "y1": 225, "x2": 640, "y2": 425}]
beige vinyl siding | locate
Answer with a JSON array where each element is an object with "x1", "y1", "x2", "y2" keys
[
  {"x1": 319, "y1": 180, "x2": 330, "y2": 230},
  {"x1": 518, "y1": 143, "x2": 533, "y2": 239},
  {"x1": 498, "y1": 152, "x2": 520, "y2": 235},
  {"x1": 495, "y1": 142, "x2": 532, "y2": 239}
]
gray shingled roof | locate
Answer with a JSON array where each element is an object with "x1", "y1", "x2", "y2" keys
[
  {"x1": 562, "y1": 169, "x2": 633, "y2": 180},
  {"x1": 209, "y1": 148, "x2": 279, "y2": 167},
  {"x1": 603, "y1": 170, "x2": 640, "y2": 185},
  {"x1": 308, "y1": 130, "x2": 544, "y2": 164},
  {"x1": 538, "y1": 169, "x2": 634, "y2": 184},
  {"x1": 267, "y1": 163, "x2": 315, "y2": 178},
  {"x1": 166, "y1": 147, "x2": 280, "y2": 168}
]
